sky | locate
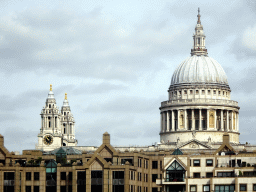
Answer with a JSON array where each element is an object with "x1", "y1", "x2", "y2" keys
[{"x1": 0, "y1": 0, "x2": 256, "y2": 153}]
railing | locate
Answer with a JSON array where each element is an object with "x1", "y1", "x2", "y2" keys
[
  {"x1": 161, "y1": 99, "x2": 238, "y2": 107},
  {"x1": 164, "y1": 177, "x2": 184, "y2": 182},
  {"x1": 4, "y1": 180, "x2": 15, "y2": 186}
]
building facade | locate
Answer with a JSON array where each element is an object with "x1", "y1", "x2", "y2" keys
[{"x1": 0, "y1": 9, "x2": 256, "y2": 192}]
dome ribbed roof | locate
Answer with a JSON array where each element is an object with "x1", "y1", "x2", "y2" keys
[{"x1": 171, "y1": 55, "x2": 229, "y2": 88}]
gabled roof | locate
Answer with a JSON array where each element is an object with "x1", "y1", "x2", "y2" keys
[
  {"x1": 172, "y1": 148, "x2": 183, "y2": 155},
  {"x1": 178, "y1": 139, "x2": 211, "y2": 149}
]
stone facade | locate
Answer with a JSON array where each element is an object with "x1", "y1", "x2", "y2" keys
[{"x1": 36, "y1": 85, "x2": 77, "y2": 152}]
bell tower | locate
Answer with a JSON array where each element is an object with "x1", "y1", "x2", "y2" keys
[
  {"x1": 36, "y1": 85, "x2": 77, "y2": 151},
  {"x1": 60, "y1": 93, "x2": 77, "y2": 147},
  {"x1": 36, "y1": 85, "x2": 62, "y2": 151}
]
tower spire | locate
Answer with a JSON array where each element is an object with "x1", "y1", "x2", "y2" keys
[
  {"x1": 50, "y1": 84, "x2": 52, "y2": 91},
  {"x1": 191, "y1": 8, "x2": 208, "y2": 56},
  {"x1": 65, "y1": 93, "x2": 67, "y2": 100},
  {"x1": 197, "y1": 7, "x2": 201, "y2": 24}
]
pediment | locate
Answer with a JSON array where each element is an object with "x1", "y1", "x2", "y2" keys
[{"x1": 178, "y1": 139, "x2": 211, "y2": 149}]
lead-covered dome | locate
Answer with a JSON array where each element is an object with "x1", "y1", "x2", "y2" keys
[{"x1": 171, "y1": 55, "x2": 229, "y2": 89}]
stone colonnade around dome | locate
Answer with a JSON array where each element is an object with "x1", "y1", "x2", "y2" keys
[{"x1": 160, "y1": 108, "x2": 239, "y2": 133}]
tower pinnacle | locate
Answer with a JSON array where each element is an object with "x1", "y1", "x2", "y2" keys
[
  {"x1": 191, "y1": 8, "x2": 208, "y2": 56},
  {"x1": 197, "y1": 7, "x2": 201, "y2": 24},
  {"x1": 50, "y1": 84, "x2": 52, "y2": 91},
  {"x1": 65, "y1": 93, "x2": 67, "y2": 100}
]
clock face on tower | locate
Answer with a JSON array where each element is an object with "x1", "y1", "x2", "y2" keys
[{"x1": 43, "y1": 135, "x2": 53, "y2": 145}]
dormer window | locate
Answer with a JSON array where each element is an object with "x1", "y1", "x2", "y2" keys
[
  {"x1": 208, "y1": 90, "x2": 211, "y2": 94},
  {"x1": 213, "y1": 90, "x2": 216, "y2": 94},
  {"x1": 196, "y1": 90, "x2": 199, "y2": 94},
  {"x1": 202, "y1": 90, "x2": 205, "y2": 94},
  {"x1": 184, "y1": 90, "x2": 187, "y2": 94},
  {"x1": 190, "y1": 90, "x2": 193, "y2": 94}
]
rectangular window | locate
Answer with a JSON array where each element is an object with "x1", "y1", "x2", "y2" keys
[
  {"x1": 34, "y1": 172, "x2": 40, "y2": 180},
  {"x1": 193, "y1": 172, "x2": 200, "y2": 178},
  {"x1": 206, "y1": 159, "x2": 213, "y2": 166},
  {"x1": 152, "y1": 161, "x2": 158, "y2": 169},
  {"x1": 203, "y1": 185, "x2": 210, "y2": 192},
  {"x1": 217, "y1": 172, "x2": 234, "y2": 177},
  {"x1": 253, "y1": 184, "x2": 256, "y2": 191},
  {"x1": 4, "y1": 172, "x2": 15, "y2": 180},
  {"x1": 218, "y1": 91, "x2": 221, "y2": 95},
  {"x1": 61, "y1": 186, "x2": 66, "y2": 192},
  {"x1": 213, "y1": 90, "x2": 216, "y2": 94},
  {"x1": 240, "y1": 184, "x2": 247, "y2": 191},
  {"x1": 34, "y1": 186, "x2": 39, "y2": 192},
  {"x1": 184, "y1": 90, "x2": 187, "y2": 94},
  {"x1": 193, "y1": 160, "x2": 200, "y2": 166},
  {"x1": 152, "y1": 174, "x2": 158, "y2": 182},
  {"x1": 215, "y1": 185, "x2": 235, "y2": 192},
  {"x1": 190, "y1": 90, "x2": 193, "y2": 94},
  {"x1": 196, "y1": 90, "x2": 199, "y2": 94},
  {"x1": 179, "y1": 91, "x2": 181, "y2": 95},
  {"x1": 206, "y1": 172, "x2": 213, "y2": 178},
  {"x1": 208, "y1": 90, "x2": 211, "y2": 94},
  {"x1": 26, "y1": 172, "x2": 31, "y2": 181},
  {"x1": 61, "y1": 172, "x2": 66, "y2": 180},
  {"x1": 26, "y1": 186, "x2": 31, "y2": 192},
  {"x1": 68, "y1": 172, "x2": 72, "y2": 181},
  {"x1": 202, "y1": 90, "x2": 205, "y2": 94},
  {"x1": 190, "y1": 185, "x2": 197, "y2": 192}
]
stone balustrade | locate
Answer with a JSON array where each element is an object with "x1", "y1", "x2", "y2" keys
[{"x1": 161, "y1": 99, "x2": 238, "y2": 107}]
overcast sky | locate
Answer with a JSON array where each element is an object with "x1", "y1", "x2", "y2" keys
[{"x1": 0, "y1": 0, "x2": 256, "y2": 153}]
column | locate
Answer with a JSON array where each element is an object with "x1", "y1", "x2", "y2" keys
[
  {"x1": 167, "y1": 111, "x2": 170, "y2": 132},
  {"x1": 163, "y1": 112, "x2": 166, "y2": 132},
  {"x1": 237, "y1": 113, "x2": 239, "y2": 132},
  {"x1": 231, "y1": 111, "x2": 234, "y2": 131},
  {"x1": 234, "y1": 112, "x2": 236, "y2": 131},
  {"x1": 221, "y1": 110, "x2": 224, "y2": 131},
  {"x1": 53, "y1": 115, "x2": 55, "y2": 129},
  {"x1": 160, "y1": 113, "x2": 163, "y2": 132},
  {"x1": 177, "y1": 110, "x2": 180, "y2": 131},
  {"x1": 72, "y1": 167, "x2": 77, "y2": 192},
  {"x1": 207, "y1": 109, "x2": 209, "y2": 130},
  {"x1": 192, "y1": 109, "x2": 195, "y2": 130},
  {"x1": 214, "y1": 109, "x2": 217, "y2": 130},
  {"x1": 199, "y1": 109, "x2": 202, "y2": 130},
  {"x1": 171, "y1": 110, "x2": 175, "y2": 132},
  {"x1": 226, "y1": 111, "x2": 229, "y2": 131},
  {"x1": 184, "y1": 109, "x2": 187, "y2": 130}
]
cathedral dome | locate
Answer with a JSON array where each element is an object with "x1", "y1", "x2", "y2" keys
[{"x1": 171, "y1": 55, "x2": 229, "y2": 89}]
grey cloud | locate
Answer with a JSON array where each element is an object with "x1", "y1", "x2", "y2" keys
[{"x1": 85, "y1": 95, "x2": 163, "y2": 113}]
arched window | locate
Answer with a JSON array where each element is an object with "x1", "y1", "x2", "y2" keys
[
  {"x1": 70, "y1": 124, "x2": 72, "y2": 134},
  {"x1": 49, "y1": 104, "x2": 51, "y2": 108},
  {"x1": 64, "y1": 112, "x2": 66, "y2": 115}
]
